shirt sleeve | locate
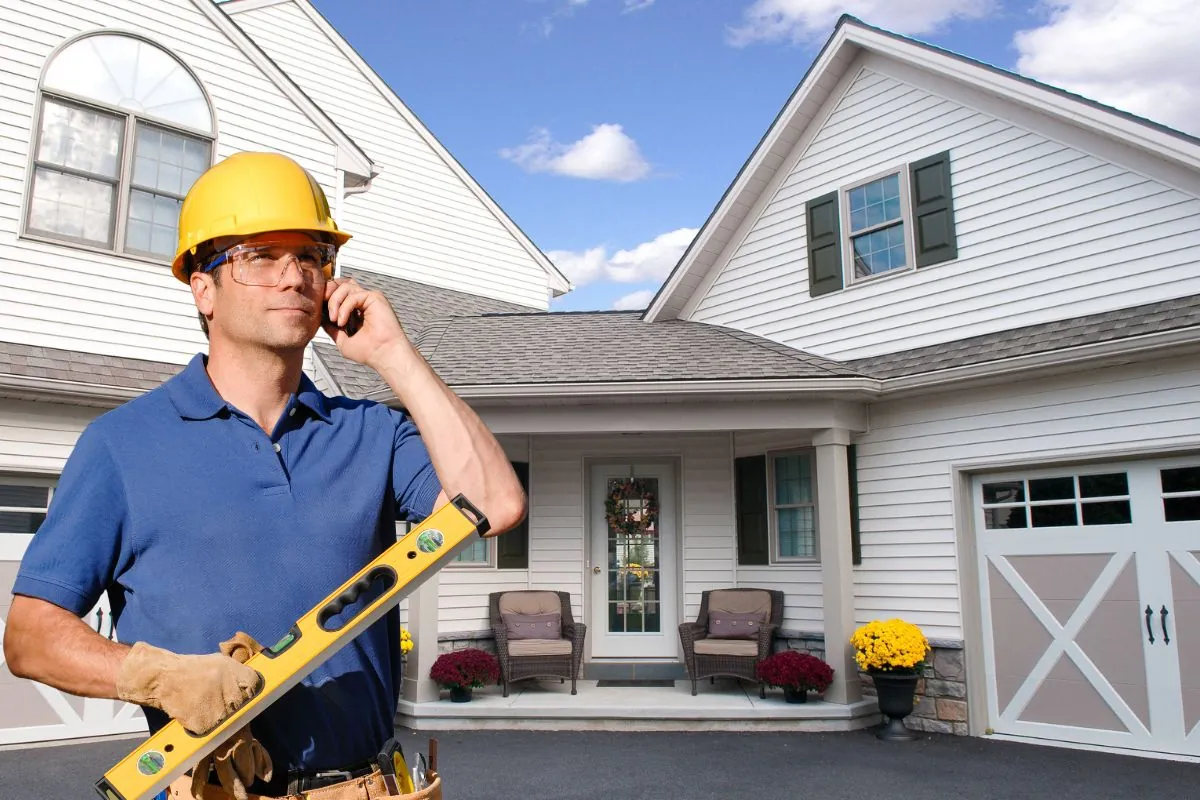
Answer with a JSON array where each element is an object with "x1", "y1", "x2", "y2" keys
[
  {"x1": 11, "y1": 424, "x2": 128, "y2": 617},
  {"x1": 390, "y1": 409, "x2": 442, "y2": 522}
]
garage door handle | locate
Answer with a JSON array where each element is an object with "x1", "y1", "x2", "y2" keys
[
  {"x1": 1145, "y1": 606, "x2": 1155, "y2": 644},
  {"x1": 1160, "y1": 606, "x2": 1170, "y2": 646}
]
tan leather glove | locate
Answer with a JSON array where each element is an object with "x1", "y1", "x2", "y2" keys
[
  {"x1": 115, "y1": 640, "x2": 261, "y2": 735},
  {"x1": 190, "y1": 633, "x2": 274, "y2": 800}
]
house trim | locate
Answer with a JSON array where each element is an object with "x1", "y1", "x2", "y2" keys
[{"x1": 221, "y1": 0, "x2": 572, "y2": 296}]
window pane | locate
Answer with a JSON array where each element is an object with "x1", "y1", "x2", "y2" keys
[
  {"x1": 777, "y1": 507, "x2": 815, "y2": 558},
  {"x1": 0, "y1": 511, "x2": 46, "y2": 533},
  {"x1": 1165, "y1": 497, "x2": 1200, "y2": 522},
  {"x1": 774, "y1": 454, "x2": 813, "y2": 505},
  {"x1": 133, "y1": 125, "x2": 207, "y2": 196},
  {"x1": 984, "y1": 507, "x2": 1026, "y2": 529},
  {"x1": 0, "y1": 485, "x2": 49, "y2": 507},
  {"x1": 1031, "y1": 504, "x2": 1077, "y2": 527},
  {"x1": 453, "y1": 539, "x2": 488, "y2": 563},
  {"x1": 29, "y1": 168, "x2": 115, "y2": 245},
  {"x1": 1030, "y1": 477, "x2": 1075, "y2": 501},
  {"x1": 983, "y1": 482, "x2": 1024, "y2": 504},
  {"x1": 1081, "y1": 500, "x2": 1132, "y2": 525},
  {"x1": 848, "y1": 174, "x2": 902, "y2": 234},
  {"x1": 1162, "y1": 467, "x2": 1200, "y2": 494},
  {"x1": 126, "y1": 189, "x2": 182, "y2": 257},
  {"x1": 852, "y1": 224, "x2": 906, "y2": 278},
  {"x1": 1079, "y1": 473, "x2": 1128, "y2": 498},
  {"x1": 38, "y1": 101, "x2": 122, "y2": 177}
]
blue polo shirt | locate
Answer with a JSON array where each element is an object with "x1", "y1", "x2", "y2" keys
[{"x1": 13, "y1": 353, "x2": 441, "y2": 773}]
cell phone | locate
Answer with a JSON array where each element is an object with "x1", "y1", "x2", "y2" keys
[{"x1": 322, "y1": 301, "x2": 363, "y2": 336}]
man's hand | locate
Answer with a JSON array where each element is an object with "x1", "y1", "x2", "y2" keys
[
  {"x1": 189, "y1": 632, "x2": 273, "y2": 800},
  {"x1": 322, "y1": 276, "x2": 413, "y2": 369},
  {"x1": 115, "y1": 641, "x2": 260, "y2": 735}
]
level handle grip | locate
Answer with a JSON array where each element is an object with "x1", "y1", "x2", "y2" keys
[{"x1": 316, "y1": 566, "x2": 395, "y2": 631}]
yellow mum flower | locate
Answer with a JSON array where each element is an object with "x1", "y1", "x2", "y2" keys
[{"x1": 849, "y1": 618, "x2": 929, "y2": 673}]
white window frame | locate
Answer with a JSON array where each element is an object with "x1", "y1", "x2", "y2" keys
[
  {"x1": 21, "y1": 32, "x2": 215, "y2": 265},
  {"x1": 766, "y1": 448, "x2": 819, "y2": 563},
  {"x1": 0, "y1": 475, "x2": 57, "y2": 560},
  {"x1": 839, "y1": 165, "x2": 916, "y2": 286}
]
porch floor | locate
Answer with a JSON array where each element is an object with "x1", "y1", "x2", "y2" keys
[{"x1": 397, "y1": 676, "x2": 882, "y2": 732}]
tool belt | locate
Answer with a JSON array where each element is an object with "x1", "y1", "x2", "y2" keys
[{"x1": 167, "y1": 768, "x2": 442, "y2": 800}]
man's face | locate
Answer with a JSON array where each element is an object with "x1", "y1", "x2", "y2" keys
[{"x1": 197, "y1": 231, "x2": 330, "y2": 353}]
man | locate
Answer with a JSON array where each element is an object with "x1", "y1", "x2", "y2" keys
[{"x1": 2, "y1": 152, "x2": 525, "y2": 799}]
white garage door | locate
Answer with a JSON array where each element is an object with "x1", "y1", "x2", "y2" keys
[
  {"x1": 974, "y1": 455, "x2": 1200, "y2": 758},
  {"x1": 0, "y1": 478, "x2": 146, "y2": 746}
]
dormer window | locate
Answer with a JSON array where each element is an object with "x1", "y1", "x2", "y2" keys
[
  {"x1": 24, "y1": 33, "x2": 214, "y2": 261},
  {"x1": 846, "y1": 171, "x2": 908, "y2": 280}
]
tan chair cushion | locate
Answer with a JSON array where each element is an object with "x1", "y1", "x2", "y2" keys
[
  {"x1": 499, "y1": 591, "x2": 562, "y2": 616},
  {"x1": 694, "y1": 639, "x2": 758, "y2": 656},
  {"x1": 708, "y1": 589, "x2": 771, "y2": 618},
  {"x1": 508, "y1": 639, "x2": 573, "y2": 656}
]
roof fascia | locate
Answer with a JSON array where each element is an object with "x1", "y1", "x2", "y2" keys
[
  {"x1": 642, "y1": 21, "x2": 856, "y2": 322},
  {"x1": 268, "y1": 0, "x2": 572, "y2": 296},
  {"x1": 200, "y1": 0, "x2": 375, "y2": 182}
]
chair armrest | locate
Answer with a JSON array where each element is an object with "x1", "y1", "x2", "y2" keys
[
  {"x1": 678, "y1": 621, "x2": 707, "y2": 648},
  {"x1": 492, "y1": 625, "x2": 510, "y2": 651},
  {"x1": 563, "y1": 622, "x2": 587, "y2": 644},
  {"x1": 756, "y1": 624, "x2": 778, "y2": 656}
]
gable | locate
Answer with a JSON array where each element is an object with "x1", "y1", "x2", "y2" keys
[
  {"x1": 685, "y1": 63, "x2": 1200, "y2": 360},
  {"x1": 224, "y1": 0, "x2": 569, "y2": 310}
]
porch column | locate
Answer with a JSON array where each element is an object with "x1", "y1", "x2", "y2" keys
[
  {"x1": 813, "y1": 428, "x2": 862, "y2": 705},
  {"x1": 401, "y1": 573, "x2": 441, "y2": 704}
]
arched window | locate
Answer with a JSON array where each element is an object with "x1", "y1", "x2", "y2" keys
[{"x1": 26, "y1": 33, "x2": 214, "y2": 261}]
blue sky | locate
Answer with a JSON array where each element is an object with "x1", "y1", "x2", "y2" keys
[{"x1": 306, "y1": 1, "x2": 1196, "y2": 311}]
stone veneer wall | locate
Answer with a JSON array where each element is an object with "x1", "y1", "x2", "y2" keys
[{"x1": 774, "y1": 631, "x2": 968, "y2": 736}]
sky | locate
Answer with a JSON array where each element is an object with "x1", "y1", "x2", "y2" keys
[{"x1": 306, "y1": 0, "x2": 1200, "y2": 312}]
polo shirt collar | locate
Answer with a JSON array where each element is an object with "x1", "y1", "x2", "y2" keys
[{"x1": 168, "y1": 353, "x2": 332, "y2": 423}]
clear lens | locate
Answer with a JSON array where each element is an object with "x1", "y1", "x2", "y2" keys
[{"x1": 226, "y1": 241, "x2": 335, "y2": 286}]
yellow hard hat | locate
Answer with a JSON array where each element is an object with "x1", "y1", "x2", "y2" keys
[{"x1": 171, "y1": 151, "x2": 351, "y2": 283}]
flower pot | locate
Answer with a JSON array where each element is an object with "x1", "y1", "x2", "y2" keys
[
  {"x1": 783, "y1": 687, "x2": 808, "y2": 704},
  {"x1": 449, "y1": 686, "x2": 472, "y2": 703},
  {"x1": 872, "y1": 672, "x2": 919, "y2": 741}
]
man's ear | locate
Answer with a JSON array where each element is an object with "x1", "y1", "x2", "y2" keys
[{"x1": 191, "y1": 270, "x2": 216, "y2": 319}]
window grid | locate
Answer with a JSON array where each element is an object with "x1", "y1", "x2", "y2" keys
[
  {"x1": 1161, "y1": 466, "x2": 1200, "y2": 522},
  {"x1": 980, "y1": 473, "x2": 1132, "y2": 530},
  {"x1": 0, "y1": 480, "x2": 55, "y2": 535},
  {"x1": 769, "y1": 450, "x2": 818, "y2": 561},
  {"x1": 841, "y1": 168, "x2": 914, "y2": 284}
]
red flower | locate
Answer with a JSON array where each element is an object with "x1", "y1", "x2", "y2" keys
[
  {"x1": 756, "y1": 651, "x2": 835, "y2": 693},
  {"x1": 430, "y1": 648, "x2": 500, "y2": 689}
]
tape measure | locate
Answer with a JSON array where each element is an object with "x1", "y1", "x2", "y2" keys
[{"x1": 95, "y1": 495, "x2": 489, "y2": 800}]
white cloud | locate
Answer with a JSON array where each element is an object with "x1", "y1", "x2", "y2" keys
[
  {"x1": 623, "y1": 0, "x2": 656, "y2": 12},
  {"x1": 612, "y1": 290, "x2": 657, "y2": 310},
  {"x1": 547, "y1": 227, "x2": 698, "y2": 287},
  {"x1": 726, "y1": 0, "x2": 992, "y2": 46},
  {"x1": 1014, "y1": 0, "x2": 1200, "y2": 136},
  {"x1": 500, "y1": 124, "x2": 651, "y2": 182}
]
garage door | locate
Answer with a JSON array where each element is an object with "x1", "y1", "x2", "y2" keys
[
  {"x1": 974, "y1": 455, "x2": 1200, "y2": 758},
  {"x1": 1, "y1": 478, "x2": 146, "y2": 746}
]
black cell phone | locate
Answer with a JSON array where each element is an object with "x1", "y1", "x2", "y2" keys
[{"x1": 323, "y1": 302, "x2": 363, "y2": 336}]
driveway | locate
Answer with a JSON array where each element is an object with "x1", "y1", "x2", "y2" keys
[{"x1": 1, "y1": 727, "x2": 1194, "y2": 799}]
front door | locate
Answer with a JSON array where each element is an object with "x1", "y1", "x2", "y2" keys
[{"x1": 588, "y1": 463, "x2": 677, "y2": 659}]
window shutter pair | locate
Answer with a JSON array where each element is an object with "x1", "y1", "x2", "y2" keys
[
  {"x1": 734, "y1": 451, "x2": 860, "y2": 566},
  {"x1": 805, "y1": 150, "x2": 957, "y2": 298},
  {"x1": 497, "y1": 461, "x2": 529, "y2": 569}
]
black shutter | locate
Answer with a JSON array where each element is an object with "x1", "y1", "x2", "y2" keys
[
  {"x1": 735, "y1": 455, "x2": 769, "y2": 565},
  {"x1": 806, "y1": 191, "x2": 843, "y2": 297},
  {"x1": 497, "y1": 461, "x2": 529, "y2": 569},
  {"x1": 848, "y1": 444, "x2": 861, "y2": 566},
  {"x1": 909, "y1": 151, "x2": 958, "y2": 267}
]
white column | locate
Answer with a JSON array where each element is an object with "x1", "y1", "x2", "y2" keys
[
  {"x1": 401, "y1": 573, "x2": 441, "y2": 703},
  {"x1": 814, "y1": 428, "x2": 862, "y2": 705}
]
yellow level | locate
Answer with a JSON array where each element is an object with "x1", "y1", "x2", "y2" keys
[{"x1": 95, "y1": 495, "x2": 489, "y2": 800}]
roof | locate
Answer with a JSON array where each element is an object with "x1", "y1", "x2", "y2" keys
[
  {"x1": 0, "y1": 341, "x2": 183, "y2": 392},
  {"x1": 643, "y1": 14, "x2": 1200, "y2": 323},
  {"x1": 849, "y1": 294, "x2": 1200, "y2": 379}
]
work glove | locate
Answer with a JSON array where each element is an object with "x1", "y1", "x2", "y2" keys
[{"x1": 190, "y1": 632, "x2": 274, "y2": 800}]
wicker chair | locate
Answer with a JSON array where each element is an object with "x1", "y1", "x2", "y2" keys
[
  {"x1": 489, "y1": 590, "x2": 587, "y2": 697},
  {"x1": 679, "y1": 588, "x2": 784, "y2": 697}
]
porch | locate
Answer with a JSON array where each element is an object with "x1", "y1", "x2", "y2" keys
[{"x1": 397, "y1": 676, "x2": 882, "y2": 732}]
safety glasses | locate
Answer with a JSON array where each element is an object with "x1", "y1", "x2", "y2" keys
[{"x1": 203, "y1": 240, "x2": 336, "y2": 287}]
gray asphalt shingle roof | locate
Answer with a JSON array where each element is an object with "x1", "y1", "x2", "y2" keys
[{"x1": 0, "y1": 341, "x2": 183, "y2": 390}]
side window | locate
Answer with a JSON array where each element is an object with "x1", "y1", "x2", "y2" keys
[
  {"x1": 768, "y1": 450, "x2": 818, "y2": 561},
  {"x1": 805, "y1": 150, "x2": 957, "y2": 297},
  {"x1": 25, "y1": 33, "x2": 214, "y2": 262}
]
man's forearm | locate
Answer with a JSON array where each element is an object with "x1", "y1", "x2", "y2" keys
[
  {"x1": 3, "y1": 594, "x2": 130, "y2": 699},
  {"x1": 371, "y1": 343, "x2": 525, "y2": 535}
]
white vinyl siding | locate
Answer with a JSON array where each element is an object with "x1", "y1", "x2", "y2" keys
[
  {"x1": 690, "y1": 63, "x2": 1200, "y2": 360},
  {"x1": 229, "y1": 2, "x2": 553, "y2": 310},
  {"x1": 0, "y1": 0, "x2": 340, "y2": 366},
  {"x1": 853, "y1": 359, "x2": 1200, "y2": 641}
]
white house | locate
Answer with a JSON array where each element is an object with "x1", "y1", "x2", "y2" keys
[{"x1": 1, "y1": 1, "x2": 1198, "y2": 763}]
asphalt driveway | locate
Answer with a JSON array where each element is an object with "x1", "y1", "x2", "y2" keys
[{"x1": 1, "y1": 726, "x2": 1194, "y2": 800}]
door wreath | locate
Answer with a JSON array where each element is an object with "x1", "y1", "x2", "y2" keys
[{"x1": 605, "y1": 477, "x2": 659, "y2": 537}]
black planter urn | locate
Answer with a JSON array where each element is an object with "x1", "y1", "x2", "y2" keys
[
  {"x1": 872, "y1": 672, "x2": 919, "y2": 741},
  {"x1": 449, "y1": 685, "x2": 473, "y2": 703},
  {"x1": 783, "y1": 687, "x2": 809, "y2": 704}
]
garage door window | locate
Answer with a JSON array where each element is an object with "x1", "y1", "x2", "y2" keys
[
  {"x1": 981, "y1": 472, "x2": 1132, "y2": 529},
  {"x1": 1161, "y1": 466, "x2": 1200, "y2": 522},
  {"x1": 0, "y1": 483, "x2": 51, "y2": 533}
]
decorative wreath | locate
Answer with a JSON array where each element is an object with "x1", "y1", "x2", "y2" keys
[{"x1": 605, "y1": 477, "x2": 659, "y2": 537}]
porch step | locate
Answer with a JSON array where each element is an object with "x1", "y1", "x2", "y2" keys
[{"x1": 582, "y1": 661, "x2": 687, "y2": 681}]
